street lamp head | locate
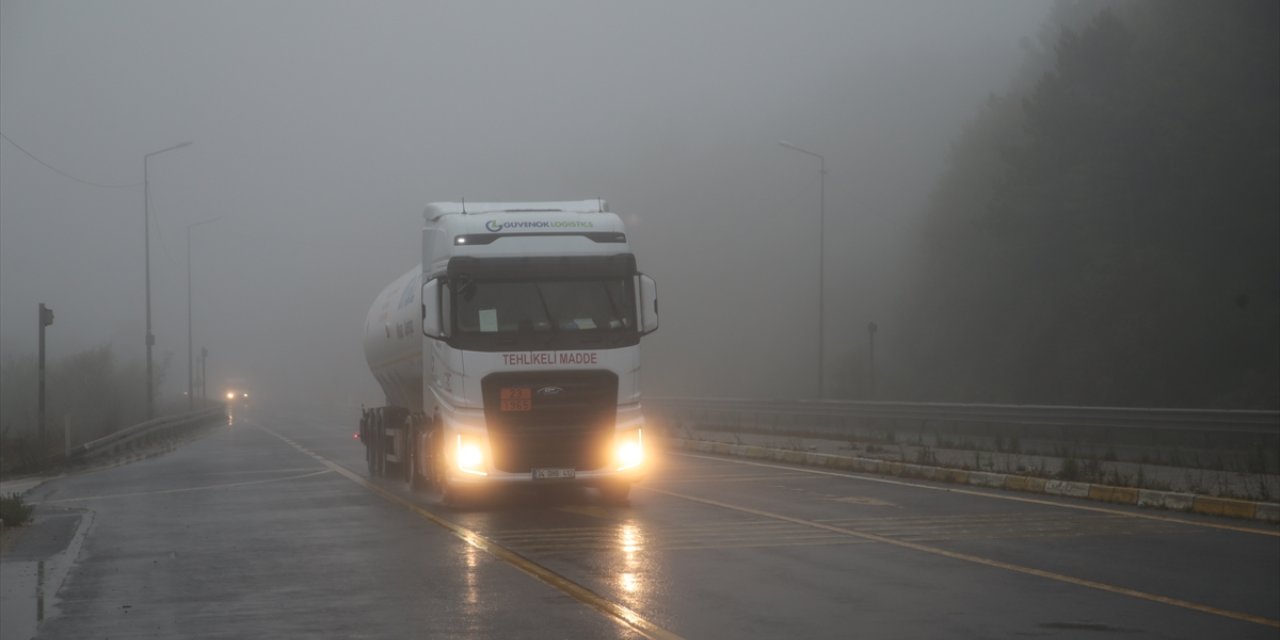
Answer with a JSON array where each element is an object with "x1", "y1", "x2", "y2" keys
[
  {"x1": 147, "y1": 141, "x2": 194, "y2": 159},
  {"x1": 188, "y1": 216, "x2": 223, "y2": 231},
  {"x1": 778, "y1": 140, "x2": 823, "y2": 161}
]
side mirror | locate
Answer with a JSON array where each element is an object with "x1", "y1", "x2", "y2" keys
[
  {"x1": 422, "y1": 279, "x2": 446, "y2": 339},
  {"x1": 638, "y1": 274, "x2": 659, "y2": 335}
]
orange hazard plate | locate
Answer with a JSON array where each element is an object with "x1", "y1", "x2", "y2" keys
[{"x1": 501, "y1": 387, "x2": 532, "y2": 412}]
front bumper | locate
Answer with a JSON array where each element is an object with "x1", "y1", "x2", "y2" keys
[{"x1": 445, "y1": 465, "x2": 645, "y2": 487}]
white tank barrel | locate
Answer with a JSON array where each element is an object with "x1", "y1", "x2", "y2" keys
[{"x1": 362, "y1": 265, "x2": 424, "y2": 411}]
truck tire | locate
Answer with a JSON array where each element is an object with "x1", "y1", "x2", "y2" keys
[
  {"x1": 361, "y1": 410, "x2": 375, "y2": 475},
  {"x1": 373, "y1": 408, "x2": 386, "y2": 478},
  {"x1": 408, "y1": 421, "x2": 424, "y2": 492},
  {"x1": 428, "y1": 421, "x2": 467, "y2": 507},
  {"x1": 424, "y1": 418, "x2": 443, "y2": 488}
]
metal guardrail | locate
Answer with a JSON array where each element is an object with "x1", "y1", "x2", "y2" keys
[
  {"x1": 647, "y1": 397, "x2": 1280, "y2": 435},
  {"x1": 69, "y1": 405, "x2": 226, "y2": 460}
]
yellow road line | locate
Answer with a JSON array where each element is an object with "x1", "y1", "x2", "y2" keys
[
  {"x1": 649, "y1": 473, "x2": 820, "y2": 484},
  {"x1": 507, "y1": 529, "x2": 856, "y2": 550},
  {"x1": 256, "y1": 424, "x2": 683, "y2": 640},
  {"x1": 202, "y1": 466, "x2": 330, "y2": 476},
  {"x1": 494, "y1": 527, "x2": 819, "y2": 545},
  {"x1": 661, "y1": 539, "x2": 871, "y2": 552},
  {"x1": 512, "y1": 538, "x2": 873, "y2": 553},
  {"x1": 494, "y1": 519, "x2": 794, "y2": 536},
  {"x1": 675, "y1": 453, "x2": 1280, "y2": 537},
  {"x1": 42, "y1": 469, "x2": 333, "y2": 503},
  {"x1": 645, "y1": 485, "x2": 1280, "y2": 629}
]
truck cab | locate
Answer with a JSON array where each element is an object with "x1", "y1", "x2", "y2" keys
[{"x1": 362, "y1": 200, "x2": 657, "y2": 503}]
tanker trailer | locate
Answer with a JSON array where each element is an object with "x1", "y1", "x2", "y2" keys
[{"x1": 361, "y1": 200, "x2": 659, "y2": 504}]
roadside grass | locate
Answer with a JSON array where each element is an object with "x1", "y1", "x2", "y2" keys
[{"x1": 0, "y1": 492, "x2": 34, "y2": 527}]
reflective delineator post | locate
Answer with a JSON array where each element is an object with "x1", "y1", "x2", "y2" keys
[{"x1": 867, "y1": 321, "x2": 878, "y2": 400}]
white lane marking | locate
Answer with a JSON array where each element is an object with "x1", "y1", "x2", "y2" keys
[
  {"x1": 254, "y1": 422, "x2": 686, "y2": 640},
  {"x1": 671, "y1": 452, "x2": 1280, "y2": 537},
  {"x1": 646, "y1": 485, "x2": 1280, "y2": 629},
  {"x1": 41, "y1": 469, "x2": 332, "y2": 503}
]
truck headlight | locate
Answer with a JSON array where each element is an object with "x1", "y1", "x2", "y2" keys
[
  {"x1": 456, "y1": 434, "x2": 487, "y2": 476},
  {"x1": 615, "y1": 429, "x2": 644, "y2": 471}
]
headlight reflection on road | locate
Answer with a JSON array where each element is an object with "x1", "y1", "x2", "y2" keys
[
  {"x1": 463, "y1": 537, "x2": 480, "y2": 608},
  {"x1": 616, "y1": 521, "x2": 647, "y2": 596},
  {"x1": 620, "y1": 522, "x2": 642, "y2": 554}
]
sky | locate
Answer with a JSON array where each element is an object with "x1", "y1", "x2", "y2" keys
[{"x1": 0, "y1": 0, "x2": 1054, "y2": 409}]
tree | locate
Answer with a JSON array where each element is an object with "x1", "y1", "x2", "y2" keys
[{"x1": 895, "y1": 1, "x2": 1279, "y2": 408}]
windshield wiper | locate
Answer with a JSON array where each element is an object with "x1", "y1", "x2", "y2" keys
[
  {"x1": 600, "y1": 281, "x2": 626, "y2": 329},
  {"x1": 533, "y1": 284, "x2": 558, "y2": 345}
]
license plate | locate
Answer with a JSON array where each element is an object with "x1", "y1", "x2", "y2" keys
[
  {"x1": 500, "y1": 387, "x2": 532, "y2": 412},
  {"x1": 532, "y1": 468, "x2": 576, "y2": 481}
]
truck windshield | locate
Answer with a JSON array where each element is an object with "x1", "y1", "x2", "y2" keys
[{"x1": 452, "y1": 277, "x2": 637, "y2": 348}]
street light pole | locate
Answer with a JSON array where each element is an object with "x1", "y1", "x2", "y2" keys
[
  {"x1": 38, "y1": 304, "x2": 54, "y2": 451},
  {"x1": 867, "y1": 321, "x2": 878, "y2": 400},
  {"x1": 144, "y1": 141, "x2": 192, "y2": 419},
  {"x1": 779, "y1": 140, "x2": 826, "y2": 398},
  {"x1": 187, "y1": 217, "x2": 221, "y2": 410},
  {"x1": 200, "y1": 346, "x2": 208, "y2": 403}
]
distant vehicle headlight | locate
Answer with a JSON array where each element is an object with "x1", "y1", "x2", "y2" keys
[{"x1": 226, "y1": 391, "x2": 236, "y2": 400}]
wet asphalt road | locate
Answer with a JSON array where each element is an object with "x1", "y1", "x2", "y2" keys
[{"x1": 15, "y1": 406, "x2": 1280, "y2": 639}]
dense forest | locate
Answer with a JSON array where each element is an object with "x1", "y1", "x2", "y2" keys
[{"x1": 892, "y1": 0, "x2": 1279, "y2": 408}]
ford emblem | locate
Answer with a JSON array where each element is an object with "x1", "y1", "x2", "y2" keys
[{"x1": 536, "y1": 386, "x2": 564, "y2": 397}]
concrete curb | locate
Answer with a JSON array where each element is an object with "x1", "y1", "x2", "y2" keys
[
  {"x1": 668, "y1": 438, "x2": 1280, "y2": 524},
  {"x1": 0, "y1": 476, "x2": 56, "y2": 499}
]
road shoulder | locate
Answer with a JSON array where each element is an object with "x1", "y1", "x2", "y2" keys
[{"x1": 0, "y1": 506, "x2": 93, "y2": 640}]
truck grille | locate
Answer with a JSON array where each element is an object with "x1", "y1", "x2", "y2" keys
[{"x1": 481, "y1": 370, "x2": 618, "y2": 473}]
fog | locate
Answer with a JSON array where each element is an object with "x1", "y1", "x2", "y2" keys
[{"x1": 1, "y1": 1, "x2": 1053, "y2": 410}]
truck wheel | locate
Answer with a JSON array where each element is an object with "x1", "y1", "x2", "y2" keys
[
  {"x1": 401, "y1": 420, "x2": 412, "y2": 485},
  {"x1": 361, "y1": 411, "x2": 375, "y2": 475},
  {"x1": 599, "y1": 482, "x2": 631, "y2": 505},
  {"x1": 372, "y1": 408, "x2": 385, "y2": 477},
  {"x1": 408, "y1": 422, "x2": 425, "y2": 493},
  {"x1": 424, "y1": 421, "x2": 440, "y2": 487},
  {"x1": 430, "y1": 427, "x2": 470, "y2": 507}
]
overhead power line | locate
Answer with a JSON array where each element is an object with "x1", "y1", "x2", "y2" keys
[{"x1": 0, "y1": 131, "x2": 141, "y2": 189}]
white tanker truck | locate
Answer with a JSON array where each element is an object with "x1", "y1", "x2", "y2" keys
[{"x1": 360, "y1": 200, "x2": 658, "y2": 503}]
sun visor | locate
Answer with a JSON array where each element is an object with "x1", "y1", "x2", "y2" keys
[{"x1": 447, "y1": 254, "x2": 637, "y2": 280}]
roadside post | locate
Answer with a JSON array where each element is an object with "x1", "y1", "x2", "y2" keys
[
  {"x1": 38, "y1": 303, "x2": 54, "y2": 453},
  {"x1": 867, "y1": 321, "x2": 878, "y2": 400}
]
